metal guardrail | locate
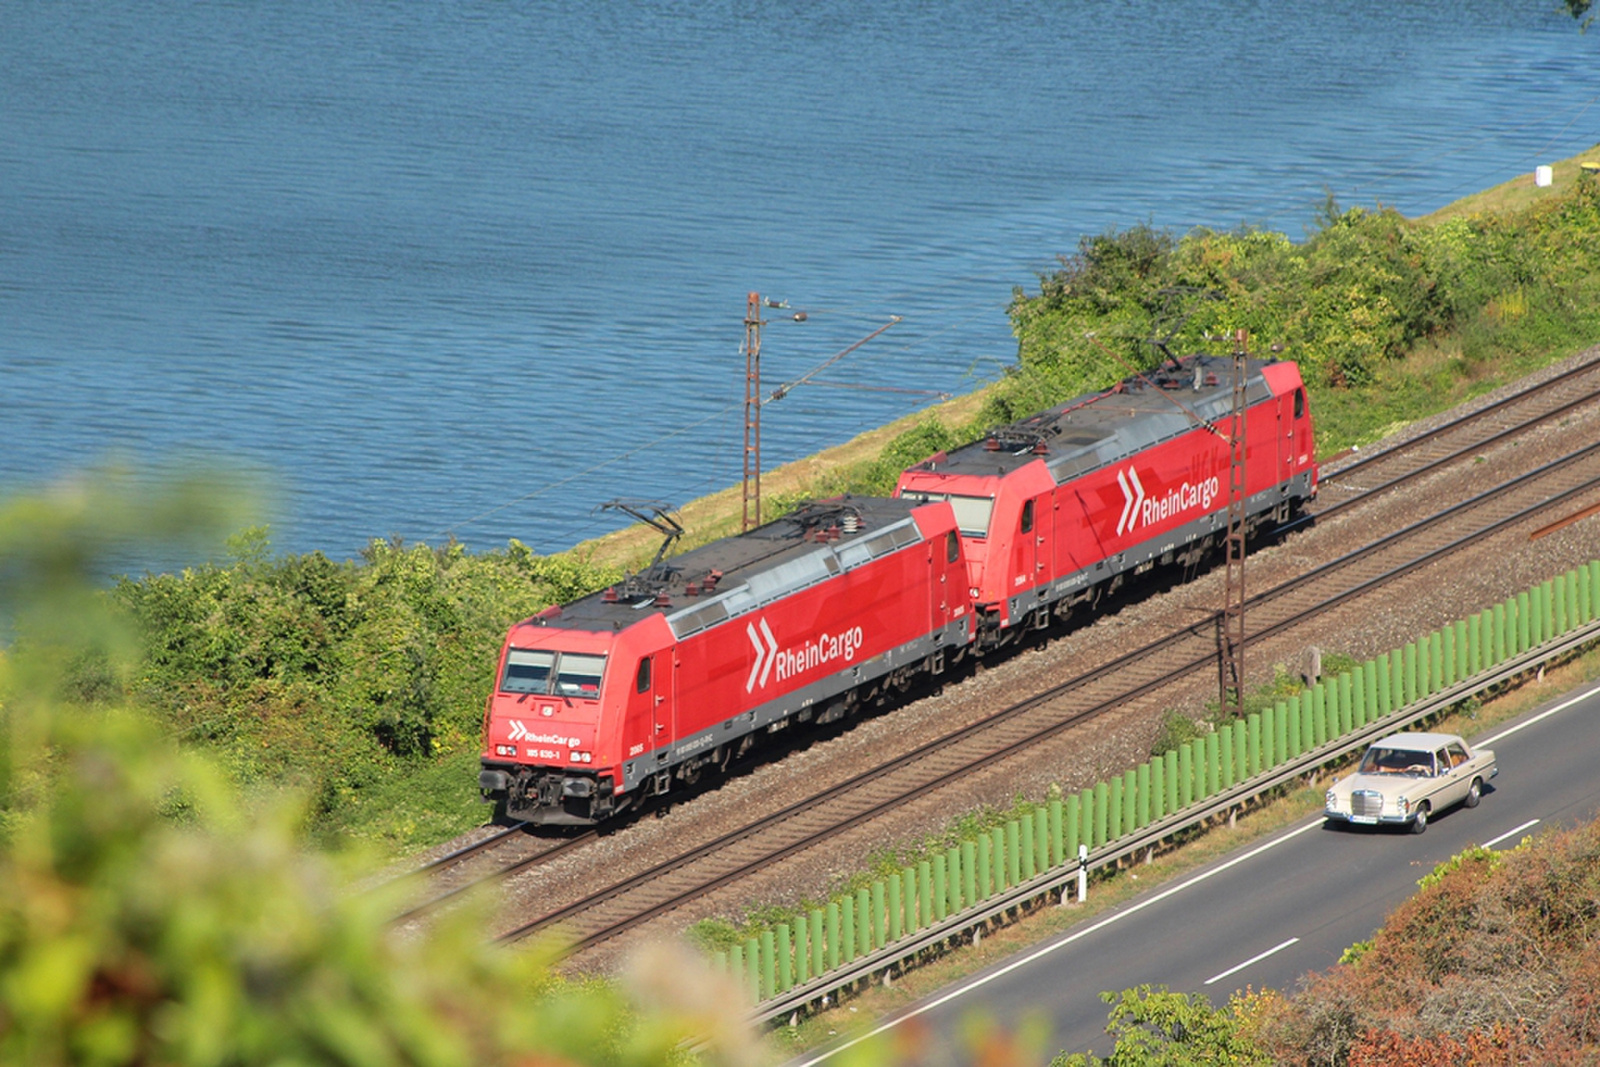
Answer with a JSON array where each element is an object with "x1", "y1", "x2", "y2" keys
[{"x1": 751, "y1": 615, "x2": 1600, "y2": 1023}]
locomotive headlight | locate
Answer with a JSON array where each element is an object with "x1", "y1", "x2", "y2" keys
[
  {"x1": 570, "y1": 750, "x2": 593, "y2": 764},
  {"x1": 970, "y1": 587, "x2": 980, "y2": 598},
  {"x1": 495, "y1": 744, "x2": 516, "y2": 757}
]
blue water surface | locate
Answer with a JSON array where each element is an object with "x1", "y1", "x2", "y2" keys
[{"x1": 2, "y1": 0, "x2": 1595, "y2": 570}]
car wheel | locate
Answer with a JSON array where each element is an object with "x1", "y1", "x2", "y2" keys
[
  {"x1": 1410, "y1": 804, "x2": 1429, "y2": 834},
  {"x1": 1464, "y1": 778, "x2": 1482, "y2": 808}
]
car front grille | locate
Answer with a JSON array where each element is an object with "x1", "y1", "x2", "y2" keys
[{"x1": 1352, "y1": 790, "x2": 1384, "y2": 818}]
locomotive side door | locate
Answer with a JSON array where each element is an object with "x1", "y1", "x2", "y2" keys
[{"x1": 624, "y1": 655, "x2": 661, "y2": 756}]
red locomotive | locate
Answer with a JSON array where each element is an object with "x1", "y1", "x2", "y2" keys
[
  {"x1": 477, "y1": 497, "x2": 973, "y2": 825},
  {"x1": 478, "y1": 354, "x2": 1317, "y2": 825},
  {"x1": 896, "y1": 353, "x2": 1316, "y2": 641}
]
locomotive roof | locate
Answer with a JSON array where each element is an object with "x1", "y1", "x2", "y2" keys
[
  {"x1": 521, "y1": 495, "x2": 934, "y2": 640},
  {"x1": 905, "y1": 354, "x2": 1282, "y2": 485}
]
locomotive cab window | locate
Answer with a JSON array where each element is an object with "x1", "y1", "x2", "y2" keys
[
  {"x1": 902, "y1": 492, "x2": 994, "y2": 538},
  {"x1": 1294, "y1": 388, "x2": 1305, "y2": 419},
  {"x1": 946, "y1": 530, "x2": 960, "y2": 563},
  {"x1": 635, "y1": 656, "x2": 652, "y2": 693},
  {"x1": 1020, "y1": 499, "x2": 1034, "y2": 534},
  {"x1": 555, "y1": 653, "x2": 606, "y2": 698},
  {"x1": 501, "y1": 649, "x2": 555, "y2": 694}
]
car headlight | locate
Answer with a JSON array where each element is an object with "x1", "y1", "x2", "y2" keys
[
  {"x1": 1398, "y1": 797, "x2": 1410, "y2": 815},
  {"x1": 1325, "y1": 789, "x2": 1337, "y2": 810}
]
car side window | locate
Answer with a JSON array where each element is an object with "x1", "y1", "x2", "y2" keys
[
  {"x1": 1446, "y1": 742, "x2": 1469, "y2": 768},
  {"x1": 1434, "y1": 748, "x2": 1450, "y2": 775}
]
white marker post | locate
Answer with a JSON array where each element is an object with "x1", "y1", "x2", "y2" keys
[{"x1": 1077, "y1": 844, "x2": 1088, "y2": 903}]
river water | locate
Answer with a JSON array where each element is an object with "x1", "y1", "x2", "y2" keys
[{"x1": 3, "y1": 0, "x2": 1595, "y2": 569}]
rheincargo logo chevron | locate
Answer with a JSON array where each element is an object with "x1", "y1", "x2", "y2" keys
[
  {"x1": 746, "y1": 617, "x2": 779, "y2": 693},
  {"x1": 1116, "y1": 466, "x2": 1146, "y2": 536}
]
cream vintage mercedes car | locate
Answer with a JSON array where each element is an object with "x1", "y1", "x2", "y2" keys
[{"x1": 1324, "y1": 731, "x2": 1497, "y2": 834}]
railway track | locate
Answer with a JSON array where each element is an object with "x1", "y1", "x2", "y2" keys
[
  {"x1": 396, "y1": 352, "x2": 1600, "y2": 944},
  {"x1": 485, "y1": 364, "x2": 1600, "y2": 955}
]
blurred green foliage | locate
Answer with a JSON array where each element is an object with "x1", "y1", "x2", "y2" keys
[
  {"x1": 0, "y1": 472, "x2": 774, "y2": 1067},
  {"x1": 110, "y1": 528, "x2": 620, "y2": 849}
]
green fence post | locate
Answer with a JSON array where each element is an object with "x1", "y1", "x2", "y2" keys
[
  {"x1": 1542, "y1": 580, "x2": 1556, "y2": 642},
  {"x1": 869, "y1": 882, "x2": 886, "y2": 949},
  {"x1": 1035, "y1": 808, "x2": 1050, "y2": 874},
  {"x1": 1351, "y1": 665, "x2": 1367, "y2": 728},
  {"x1": 1261, "y1": 704, "x2": 1276, "y2": 768},
  {"x1": 1233, "y1": 720, "x2": 1248, "y2": 782},
  {"x1": 759, "y1": 932, "x2": 776, "y2": 1000},
  {"x1": 962, "y1": 839, "x2": 977, "y2": 907},
  {"x1": 1592, "y1": 562, "x2": 1600, "y2": 622},
  {"x1": 827, "y1": 902, "x2": 841, "y2": 969},
  {"x1": 857, "y1": 888, "x2": 874, "y2": 956},
  {"x1": 1108, "y1": 778, "x2": 1124, "y2": 840},
  {"x1": 992, "y1": 825, "x2": 1004, "y2": 895},
  {"x1": 932, "y1": 855, "x2": 948, "y2": 922},
  {"x1": 1402, "y1": 642, "x2": 1417, "y2": 706},
  {"x1": 1363, "y1": 659, "x2": 1378, "y2": 720},
  {"x1": 1178, "y1": 744, "x2": 1194, "y2": 808},
  {"x1": 1270, "y1": 702, "x2": 1286, "y2": 767},
  {"x1": 1559, "y1": 572, "x2": 1572, "y2": 634},
  {"x1": 1470, "y1": 610, "x2": 1484, "y2": 673},
  {"x1": 811, "y1": 908, "x2": 825, "y2": 977},
  {"x1": 1337, "y1": 672, "x2": 1353, "y2": 734},
  {"x1": 1219, "y1": 724, "x2": 1234, "y2": 788},
  {"x1": 777, "y1": 925, "x2": 793, "y2": 992},
  {"x1": 902, "y1": 867, "x2": 918, "y2": 934},
  {"x1": 1516, "y1": 591, "x2": 1531, "y2": 652},
  {"x1": 1286, "y1": 695, "x2": 1302, "y2": 757},
  {"x1": 1093, "y1": 782, "x2": 1110, "y2": 846},
  {"x1": 840, "y1": 897, "x2": 856, "y2": 962},
  {"x1": 1018, "y1": 816, "x2": 1035, "y2": 881},
  {"x1": 1313, "y1": 685, "x2": 1329, "y2": 747},
  {"x1": 1491, "y1": 603, "x2": 1505, "y2": 663},
  {"x1": 1247, "y1": 712, "x2": 1262, "y2": 776},
  {"x1": 1429, "y1": 631, "x2": 1444, "y2": 694},
  {"x1": 917, "y1": 860, "x2": 932, "y2": 930},
  {"x1": 1049, "y1": 798, "x2": 1064, "y2": 867},
  {"x1": 1376, "y1": 653, "x2": 1392, "y2": 713},
  {"x1": 1443, "y1": 624, "x2": 1457, "y2": 686},
  {"x1": 730, "y1": 942, "x2": 746, "y2": 995},
  {"x1": 1581, "y1": 564, "x2": 1594, "y2": 623},
  {"x1": 1122, "y1": 769, "x2": 1138, "y2": 832},
  {"x1": 1137, "y1": 762, "x2": 1152, "y2": 827},
  {"x1": 1065, "y1": 795, "x2": 1081, "y2": 865},
  {"x1": 976, "y1": 834, "x2": 992, "y2": 899},
  {"x1": 1164, "y1": 750, "x2": 1180, "y2": 812},
  {"x1": 945, "y1": 846, "x2": 962, "y2": 914},
  {"x1": 1003, "y1": 822, "x2": 1020, "y2": 887},
  {"x1": 887, "y1": 872, "x2": 903, "y2": 942},
  {"x1": 1204, "y1": 731, "x2": 1219, "y2": 794}
]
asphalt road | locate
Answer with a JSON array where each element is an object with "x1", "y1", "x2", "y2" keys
[{"x1": 795, "y1": 676, "x2": 1600, "y2": 1064}]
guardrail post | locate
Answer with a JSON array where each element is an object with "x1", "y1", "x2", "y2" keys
[{"x1": 1049, "y1": 798, "x2": 1064, "y2": 866}]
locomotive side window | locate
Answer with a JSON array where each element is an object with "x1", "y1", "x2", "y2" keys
[
  {"x1": 555, "y1": 653, "x2": 606, "y2": 698},
  {"x1": 1020, "y1": 499, "x2": 1034, "y2": 534},
  {"x1": 1294, "y1": 388, "x2": 1305, "y2": 419},
  {"x1": 501, "y1": 649, "x2": 555, "y2": 694},
  {"x1": 946, "y1": 530, "x2": 959, "y2": 563},
  {"x1": 635, "y1": 656, "x2": 652, "y2": 693}
]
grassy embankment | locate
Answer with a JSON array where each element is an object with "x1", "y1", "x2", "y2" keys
[{"x1": 112, "y1": 145, "x2": 1600, "y2": 857}]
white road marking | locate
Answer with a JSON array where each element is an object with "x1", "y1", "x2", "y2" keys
[
  {"x1": 1481, "y1": 679, "x2": 1600, "y2": 747},
  {"x1": 793, "y1": 819, "x2": 1324, "y2": 1066},
  {"x1": 1482, "y1": 819, "x2": 1540, "y2": 849},
  {"x1": 1204, "y1": 937, "x2": 1300, "y2": 986}
]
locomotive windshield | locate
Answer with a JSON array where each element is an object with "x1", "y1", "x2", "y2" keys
[
  {"x1": 901, "y1": 492, "x2": 994, "y2": 537},
  {"x1": 500, "y1": 649, "x2": 607, "y2": 698}
]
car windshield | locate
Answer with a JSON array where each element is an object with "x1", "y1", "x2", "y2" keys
[{"x1": 1359, "y1": 746, "x2": 1434, "y2": 776}]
